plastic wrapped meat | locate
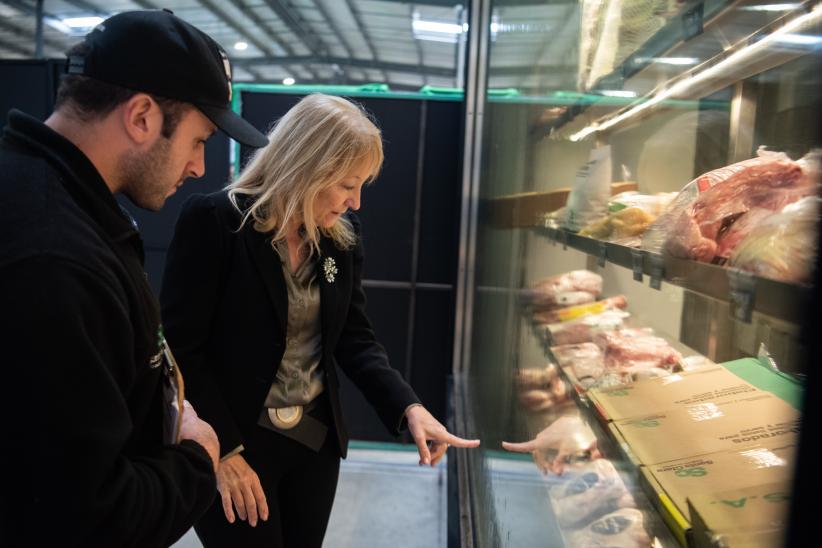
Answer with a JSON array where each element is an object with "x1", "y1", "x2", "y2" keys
[
  {"x1": 642, "y1": 150, "x2": 786, "y2": 254},
  {"x1": 593, "y1": 329, "x2": 682, "y2": 371},
  {"x1": 551, "y1": 459, "x2": 635, "y2": 528},
  {"x1": 551, "y1": 343, "x2": 606, "y2": 385},
  {"x1": 525, "y1": 271, "x2": 603, "y2": 311},
  {"x1": 568, "y1": 508, "x2": 652, "y2": 547},
  {"x1": 663, "y1": 150, "x2": 817, "y2": 263},
  {"x1": 515, "y1": 364, "x2": 559, "y2": 390},
  {"x1": 579, "y1": 192, "x2": 677, "y2": 246},
  {"x1": 534, "y1": 295, "x2": 628, "y2": 325},
  {"x1": 730, "y1": 196, "x2": 821, "y2": 284},
  {"x1": 547, "y1": 310, "x2": 630, "y2": 346}
]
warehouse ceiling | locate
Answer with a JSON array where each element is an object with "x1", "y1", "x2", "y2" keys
[{"x1": 0, "y1": 0, "x2": 579, "y2": 92}]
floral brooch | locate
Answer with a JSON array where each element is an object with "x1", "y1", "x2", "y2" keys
[{"x1": 322, "y1": 256, "x2": 338, "y2": 284}]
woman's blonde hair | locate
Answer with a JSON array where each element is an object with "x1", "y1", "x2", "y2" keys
[{"x1": 227, "y1": 93, "x2": 383, "y2": 254}]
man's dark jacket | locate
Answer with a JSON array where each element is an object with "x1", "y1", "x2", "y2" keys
[
  {"x1": 0, "y1": 110, "x2": 216, "y2": 547},
  {"x1": 160, "y1": 191, "x2": 421, "y2": 459}
]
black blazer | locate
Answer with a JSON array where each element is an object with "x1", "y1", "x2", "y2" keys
[{"x1": 160, "y1": 191, "x2": 420, "y2": 458}]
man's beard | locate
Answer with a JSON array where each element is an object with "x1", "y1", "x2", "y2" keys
[{"x1": 118, "y1": 136, "x2": 174, "y2": 212}]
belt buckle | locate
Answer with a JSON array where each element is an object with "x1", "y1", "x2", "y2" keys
[{"x1": 268, "y1": 405, "x2": 303, "y2": 430}]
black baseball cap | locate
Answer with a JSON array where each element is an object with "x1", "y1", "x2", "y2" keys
[{"x1": 67, "y1": 9, "x2": 268, "y2": 148}]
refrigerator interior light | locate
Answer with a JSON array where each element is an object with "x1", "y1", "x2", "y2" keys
[{"x1": 570, "y1": 2, "x2": 822, "y2": 142}]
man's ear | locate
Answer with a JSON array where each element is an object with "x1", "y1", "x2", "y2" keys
[{"x1": 121, "y1": 93, "x2": 162, "y2": 146}]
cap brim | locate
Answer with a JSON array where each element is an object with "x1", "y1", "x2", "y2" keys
[{"x1": 197, "y1": 104, "x2": 269, "y2": 148}]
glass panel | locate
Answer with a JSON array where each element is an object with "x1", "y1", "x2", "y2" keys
[{"x1": 465, "y1": 0, "x2": 819, "y2": 546}]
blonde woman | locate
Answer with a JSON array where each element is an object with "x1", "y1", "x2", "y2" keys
[{"x1": 160, "y1": 93, "x2": 479, "y2": 547}]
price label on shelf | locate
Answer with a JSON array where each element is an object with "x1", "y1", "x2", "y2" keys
[
  {"x1": 630, "y1": 249, "x2": 644, "y2": 282},
  {"x1": 558, "y1": 229, "x2": 568, "y2": 250},
  {"x1": 597, "y1": 242, "x2": 608, "y2": 268},
  {"x1": 649, "y1": 254, "x2": 664, "y2": 290}
]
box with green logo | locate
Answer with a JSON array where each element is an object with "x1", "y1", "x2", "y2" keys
[
  {"x1": 589, "y1": 365, "x2": 760, "y2": 422},
  {"x1": 612, "y1": 393, "x2": 800, "y2": 465},
  {"x1": 639, "y1": 443, "x2": 795, "y2": 546},
  {"x1": 687, "y1": 481, "x2": 791, "y2": 548}
]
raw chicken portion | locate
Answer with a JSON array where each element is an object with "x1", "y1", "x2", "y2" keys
[
  {"x1": 593, "y1": 328, "x2": 682, "y2": 371},
  {"x1": 568, "y1": 508, "x2": 652, "y2": 547},
  {"x1": 515, "y1": 364, "x2": 559, "y2": 390},
  {"x1": 525, "y1": 271, "x2": 603, "y2": 311},
  {"x1": 552, "y1": 459, "x2": 636, "y2": 528},
  {"x1": 547, "y1": 310, "x2": 630, "y2": 346},
  {"x1": 664, "y1": 151, "x2": 816, "y2": 262},
  {"x1": 730, "y1": 196, "x2": 821, "y2": 284},
  {"x1": 534, "y1": 295, "x2": 628, "y2": 325}
]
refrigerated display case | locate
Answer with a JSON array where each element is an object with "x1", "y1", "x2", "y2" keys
[{"x1": 451, "y1": 1, "x2": 820, "y2": 546}]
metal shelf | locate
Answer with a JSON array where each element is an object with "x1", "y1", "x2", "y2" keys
[{"x1": 534, "y1": 226, "x2": 811, "y2": 325}]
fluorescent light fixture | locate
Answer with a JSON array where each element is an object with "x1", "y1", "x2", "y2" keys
[
  {"x1": 599, "y1": 90, "x2": 638, "y2": 98},
  {"x1": 62, "y1": 16, "x2": 104, "y2": 28},
  {"x1": 462, "y1": 23, "x2": 469, "y2": 32},
  {"x1": 774, "y1": 33, "x2": 822, "y2": 44},
  {"x1": 740, "y1": 3, "x2": 801, "y2": 11},
  {"x1": 412, "y1": 20, "x2": 463, "y2": 34},
  {"x1": 234, "y1": 41, "x2": 248, "y2": 51},
  {"x1": 282, "y1": 77, "x2": 295, "y2": 86},
  {"x1": 636, "y1": 56, "x2": 700, "y2": 65},
  {"x1": 46, "y1": 15, "x2": 107, "y2": 35},
  {"x1": 570, "y1": 3, "x2": 822, "y2": 142}
]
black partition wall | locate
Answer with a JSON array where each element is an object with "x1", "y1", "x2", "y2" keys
[{"x1": 240, "y1": 90, "x2": 464, "y2": 441}]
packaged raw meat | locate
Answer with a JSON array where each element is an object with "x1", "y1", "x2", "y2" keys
[
  {"x1": 525, "y1": 270, "x2": 603, "y2": 311},
  {"x1": 547, "y1": 310, "x2": 630, "y2": 346},
  {"x1": 656, "y1": 149, "x2": 818, "y2": 263},
  {"x1": 568, "y1": 508, "x2": 652, "y2": 547},
  {"x1": 579, "y1": 192, "x2": 677, "y2": 247},
  {"x1": 551, "y1": 459, "x2": 636, "y2": 528},
  {"x1": 518, "y1": 389, "x2": 554, "y2": 412},
  {"x1": 593, "y1": 329, "x2": 682, "y2": 371},
  {"x1": 534, "y1": 295, "x2": 628, "y2": 325},
  {"x1": 551, "y1": 343, "x2": 607, "y2": 386},
  {"x1": 515, "y1": 364, "x2": 559, "y2": 390},
  {"x1": 729, "y1": 196, "x2": 821, "y2": 284}
]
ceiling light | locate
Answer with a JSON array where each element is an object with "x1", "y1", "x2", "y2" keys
[
  {"x1": 412, "y1": 20, "x2": 463, "y2": 34},
  {"x1": 283, "y1": 77, "x2": 295, "y2": 86},
  {"x1": 571, "y1": 3, "x2": 822, "y2": 142},
  {"x1": 234, "y1": 41, "x2": 248, "y2": 51},
  {"x1": 462, "y1": 23, "x2": 469, "y2": 32},
  {"x1": 599, "y1": 90, "x2": 637, "y2": 98},
  {"x1": 62, "y1": 16, "x2": 105, "y2": 28},
  {"x1": 636, "y1": 56, "x2": 700, "y2": 65},
  {"x1": 739, "y1": 3, "x2": 801, "y2": 11}
]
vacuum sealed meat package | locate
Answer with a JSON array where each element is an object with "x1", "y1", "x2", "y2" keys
[
  {"x1": 525, "y1": 270, "x2": 603, "y2": 311},
  {"x1": 729, "y1": 196, "x2": 821, "y2": 283},
  {"x1": 568, "y1": 508, "x2": 652, "y2": 547},
  {"x1": 593, "y1": 328, "x2": 682, "y2": 371},
  {"x1": 534, "y1": 295, "x2": 628, "y2": 325},
  {"x1": 551, "y1": 343, "x2": 606, "y2": 386},
  {"x1": 551, "y1": 459, "x2": 635, "y2": 528},
  {"x1": 547, "y1": 310, "x2": 630, "y2": 346}
]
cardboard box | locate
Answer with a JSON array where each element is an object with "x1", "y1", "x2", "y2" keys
[
  {"x1": 641, "y1": 442, "x2": 795, "y2": 527},
  {"x1": 688, "y1": 482, "x2": 790, "y2": 548},
  {"x1": 612, "y1": 394, "x2": 800, "y2": 465},
  {"x1": 589, "y1": 366, "x2": 761, "y2": 422}
]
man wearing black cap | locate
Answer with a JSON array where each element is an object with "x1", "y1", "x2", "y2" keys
[{"x1": 0, "y1": 10, "x2": 268, "y2": 547}]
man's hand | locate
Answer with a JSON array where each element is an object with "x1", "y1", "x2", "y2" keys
[
  {"x1": 501, "y1": 414, "x2": 600, "y2": 475},
  {"x1": 216, "y1": 454, "x2": 269, "y2": 527},
  {"x1": 405, "y1": 405, "x2": 480, "y2": 467},
  {"x1": 179, "y1": 400, "x2": 219, "y2": 472}
]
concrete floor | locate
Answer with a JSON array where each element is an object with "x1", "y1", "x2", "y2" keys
[{"x1": 172, "y1": 443, "x2": 446, "y2": 548}]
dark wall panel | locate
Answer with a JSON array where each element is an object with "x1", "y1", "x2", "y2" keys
[
  {"x1": 0, "y1": 61, "x2": 57, "y2": 127},
  {"x1": 418, "y1": 100, "x2": 463, "y2": 285},
  {"x1": 410, "y1": 289, "x2": 456, "y2": 422},
  {"x1": 339, "y1": 287, "x2": 411, "y2": 441}
]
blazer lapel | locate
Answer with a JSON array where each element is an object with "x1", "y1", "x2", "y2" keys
[
  {"x1": 243, "y1": 227, "x2": 288, "y2": 333},
  {"x1": 319, "y1": 236, "x2": 339, "y2": 355}
]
